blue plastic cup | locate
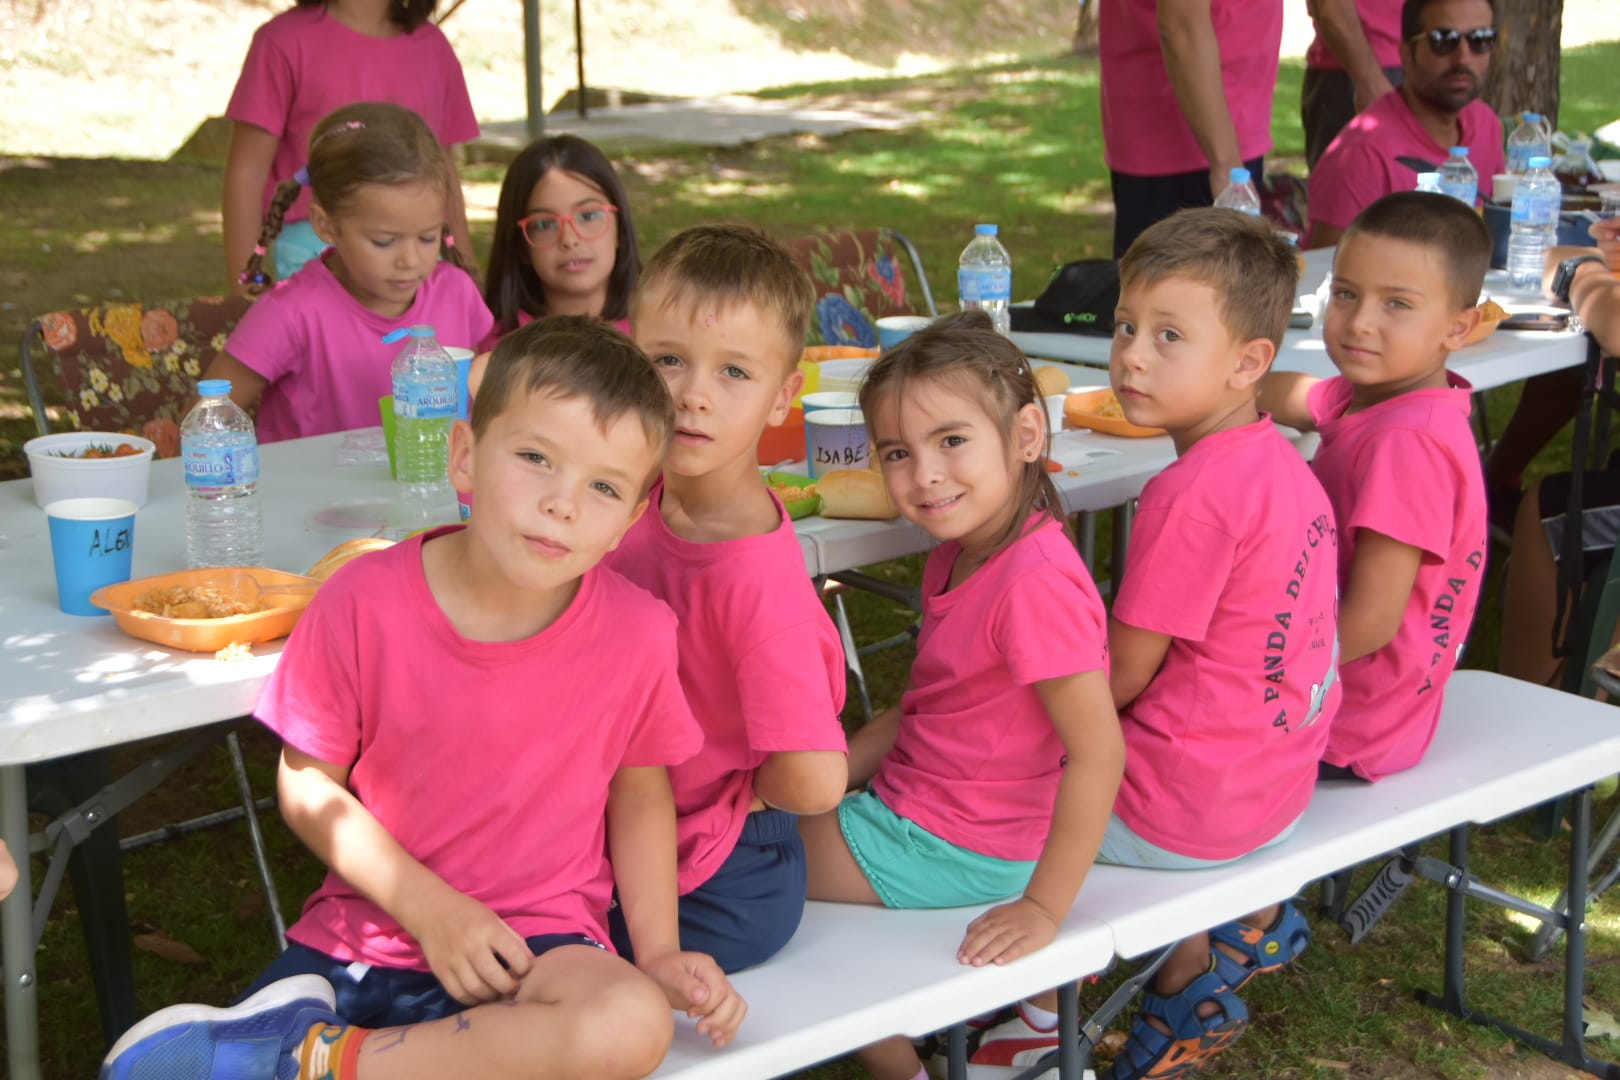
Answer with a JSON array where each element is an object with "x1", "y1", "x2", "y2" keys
[
  {"x1": 447, "y1": 347, "x2": 474, "y2": 422},
  {"x1": 45, "y1": 497, "x2": 137, "y2": 615},
  {"x1": 876, "y1": 315, "x2": 932, "y2": 350}
]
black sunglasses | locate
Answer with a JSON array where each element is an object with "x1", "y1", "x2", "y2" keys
[{"x1": 1410, "y1": 27, "x2": 1498, "y2": 56}]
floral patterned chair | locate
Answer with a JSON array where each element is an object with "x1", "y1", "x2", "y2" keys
[
  {"x1": 784, "y1": 229, "x2": 938, "y2": 348},
  {"x1": 21, "y1": 296, "x2": 250, "y2": 455}
]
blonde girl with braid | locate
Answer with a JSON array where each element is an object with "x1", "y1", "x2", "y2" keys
[{"x1": 205, "y1": 103, "x2": 493, "y2": 444}]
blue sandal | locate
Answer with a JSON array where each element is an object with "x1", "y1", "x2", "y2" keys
[
  {"x1": 1208, "y1": 900, "x2": 1312, "y2": 991},
  {"x1": 1101, "y1": 969, "x2": 1249, "y2": 1080}
]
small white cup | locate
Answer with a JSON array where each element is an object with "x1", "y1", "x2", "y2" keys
[
  {"x1": 1045, "y1": 394, "x2": 1067, "y2": 435},
  {"x1": 1493, "y1": 173, "x2": 1518, "y2": 202}
]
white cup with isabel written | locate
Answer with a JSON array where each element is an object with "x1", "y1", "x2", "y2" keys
[{"x1": 804, "y1": 408, "x2": 870, "y2": 479}]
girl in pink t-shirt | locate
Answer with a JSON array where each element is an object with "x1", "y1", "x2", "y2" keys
[
  {"x1": 480, "y1": 135, "x2": 640, "y2": 354},
  {"x1": 206, "y1": 102, "x2": 493, "y2": 442},
  {"x1": 796, "y1": 311, "x2": 1124, "y2": 1080}
]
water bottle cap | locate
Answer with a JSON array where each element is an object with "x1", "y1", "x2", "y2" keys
[
  {"x1": 381, "y1": 325, "x2": 437, "y2": 344},
  {"x1": 1529, "y1": 155, "x2": 1552, "y2": 168},
  {"x1": 197, "y1": 379, "x2": 232, "y2": 397},
  {"x1": 1228, "y1": 167, "x2": 1251, "y2": 183},
  {"x1": 1524, "y1": 111, "x2": 1541, "y2": 122},
  {"x1": 974, "y1": 224, "x2": 999, "y2": 236},
  {"x1": 1450, "y1": 146, "x2": 1469, "y2": 156}
]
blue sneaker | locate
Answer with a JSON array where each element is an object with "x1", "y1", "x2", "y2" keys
[{"x1": 100, "y1": 974, "x2": 340, "y2": 1080}]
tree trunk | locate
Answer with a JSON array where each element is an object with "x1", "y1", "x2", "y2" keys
[{"x1": 1485, "y1": 0, "x2": 1564, "y2": 129}]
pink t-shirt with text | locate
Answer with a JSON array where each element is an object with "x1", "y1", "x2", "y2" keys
[
  {"x1": 1309, "y1": 375, "x2": 1487, "y2": 780},
  {"x1": 255, "y1": 529, "x2": 703, "y2": 969},
  {"x1": 226, "y1": 253, "x2": 493, "y2": 443},
  {"x1": 225, "y1": 5, "x2": 480, "y2": 224},
  {"x1": 870, "y1": 516, "x2": 1110, "y2": 862},
  {"x1": 1306, "y1": 0, "x2": 1403, "y2": 71},
  {"x1": 1098, "y1": 0, "x2": 1283, "y2": 177},
  {"x1": 603, "y1": 482, "x2": 847, "y2": 894},
  {"x1": 1112, "y1": 419, "x2": 1341, "y2": 861},
  {"x1": 1309, "y1": 90, "x2": 1505, "y2": 241}
]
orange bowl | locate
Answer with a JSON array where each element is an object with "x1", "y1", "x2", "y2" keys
[
  {"x1": 801, "y1": 345, "x2": 880, "y2": 364},
  {"x1": 1063, "y1": 388, "x2": 1167, "y2": 438},
  {"x1": 91, "y1": 567, "x2": 318, "y2": 653},
  {"x1": 757, "y1": 407, "x2": 807, "y2": 466}
]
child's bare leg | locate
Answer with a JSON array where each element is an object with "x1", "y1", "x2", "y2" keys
[
  {"x1": 355, "y1": 945, "x2": 672, "y2": 1080},
  {"x1": 857, "y1": 1035, "x2": 927, "y2": 1080},
  {"x1": 798, "y1": 809, "x2": 882, "y2": 904},
  {"x1": 1501, "y1": 482, "x2": 1567, "y2": 687}
]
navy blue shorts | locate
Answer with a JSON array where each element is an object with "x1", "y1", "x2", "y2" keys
[
  {"x1": 609, "y1": 808, "x2": 806, "y2": 974},
  {"x1": 237, "y1": 932, "x2": 602, "y2": 1027}
]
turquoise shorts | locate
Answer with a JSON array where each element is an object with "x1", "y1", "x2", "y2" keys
[
  {"x1": 1096, "y1": 812, "x2": 1299, "y2": 870},
  {"x1": 837, "y1": 790, "x2": 1037, "y2": 909},
  {"x1": 273, "y1": 219, "x2": 330, "y2": 280}
]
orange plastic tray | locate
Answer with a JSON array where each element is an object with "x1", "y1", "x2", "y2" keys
[
  {"x1": 91, "y1": 567, "x2": 318, "y2": 653},
  {"x1": 1063, "y1": 387, "x2": 1167, "y2": 438}
]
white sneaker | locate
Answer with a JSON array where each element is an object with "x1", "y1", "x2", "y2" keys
[{"x1": 919, "y1": 1003, "x2": 1096, "y2": 1080}]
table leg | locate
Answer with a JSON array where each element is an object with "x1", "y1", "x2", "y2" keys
[{"x1": 1, "y1": 764, "x2": 43, "y2": 1080}]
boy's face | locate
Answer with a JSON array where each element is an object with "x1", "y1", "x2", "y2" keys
[
  {"x1": 634, "y1": 288, "x2": 804, "y2": 481},
  {"x1": 449, "y1": 388, "x2": 655, "y2": 595},
  {"x1": 1110, "y1": 274, "x2": 1271, "y2": 451},
  {"x1": 1324, "y1": 232, "x2": 1478, "y2": 407}
]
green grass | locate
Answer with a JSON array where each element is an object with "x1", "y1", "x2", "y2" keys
[{"x1": 8, "y1": 39, "x2": 1620, "y2": 1080}]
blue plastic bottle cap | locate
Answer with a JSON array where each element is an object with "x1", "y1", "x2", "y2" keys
[
  {"x1": 1529, "y1": 155, "x2": 1552, "y2": 168},
  {"x1": 974, "y1": 224, "x2": 998, "y2": 236},
  {"x1": 197, "y1": 379, "x2": 232, "y2": 397},
  {"x1": 1229, "y1": 167, "x2": 1251, "y2": 183},
  {"x1": 1450, "y1": 146, "x2": 1469, "y2": 156},
  {"x1": 381, "y1": 326, "x2": 437, "y2": 345},
  {"x1": 1524, "y1": 112, "x2": 1541, "y2": 122}
]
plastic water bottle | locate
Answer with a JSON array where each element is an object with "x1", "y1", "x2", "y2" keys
[
  {"x1": 1507, "y1": 156, "x2": 1560, "y2": 288},
  {"x1": 182, "y1": 379, "x2": 263, "y2": 568},
  {"x1": 1437, "y1": 147, "x2": 1478, "y2": 206},
  {"x1": 388, "y1": 325, "x2": 458, "y2": 499},
  {"x1": 1415, "y1": 173, "x2": 1442, "y2": 194},
  {"x1": 1506, "y1": 111, "x2": 1552, "y2": 175},
  {"x1": 958, "y1": 224, "x2": 1012, "y2": 336},
  {"x1": 1213, "y1": 167, "x2": 1262, "y2": 216}
]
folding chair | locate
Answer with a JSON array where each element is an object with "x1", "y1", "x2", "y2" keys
[
  {"x1": 19, "y1": 297, "x2": 287, "y2": 1044},
  {"x1": 784, "y1": 230, "x2": 936, "y2": 719}
]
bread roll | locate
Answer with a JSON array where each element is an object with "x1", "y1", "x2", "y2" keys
[
  {"x1": 818, "y1": 468, "x2": 898, "y2": 520},
  {"x1": 306, "y1": 537, "x2": 395, "y2": 581},
  {"x1": 1034, "y1": 365, "x2": 1070, "y2": 397}
]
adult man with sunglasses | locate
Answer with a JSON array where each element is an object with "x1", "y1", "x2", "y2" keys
[{"x1": 1307, "y1": 0, "x2": 1503, "y2": 248}]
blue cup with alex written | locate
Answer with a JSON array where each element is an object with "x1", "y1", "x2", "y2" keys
[{"x1": 45, "y1": 497, "x2": 137, "y2": 615}]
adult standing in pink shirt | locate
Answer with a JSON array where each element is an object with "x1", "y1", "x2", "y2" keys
[
  {"x1": 1098, "y1": 0, "x2": 1283, "y2": 257},
  {"x1": 222, "y1": 0, "x2": 480, "y2": 290},
  {"x1": 1308, "y1": 0, "x2": 1502, "y2": 248},
  {"x1": 1302, "y1": 0, "x2": 1405, "y2": 167}
]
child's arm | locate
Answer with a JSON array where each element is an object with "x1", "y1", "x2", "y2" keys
[
  {"x1": 1108, "y1": 616, "x2": 1173, "y2": 711},
  {"x1": 753, "y1": 750, "x2": 848, "y2": 815},
  {"x1": 608, "y1": 765, "x2": 747, "y2": 1048},
  {"x1": 1258, "y1": 371, "x2": 1320, "y2": 432},
  {"x1": 199, "y1": 352, "x2": 269, "y2": 416},
  {"x1": 1338, "y1": 529, "x2": 1424, "y2": 663},
  {"x1": 277, "y1": 745, "x2": 534, "y2": 1004},
  {"x1": 958, "y1": 669, "x2": 1123, "y2": 966},
  {"x1": 0, "y1": 839, "x2": 17, "y2": 901},
  {"x1": 845, "y1": 705, "x2": 901, "y2": 789},
  {"x1": 222, "y1": 122, "x2": 279, "y2": 294}
]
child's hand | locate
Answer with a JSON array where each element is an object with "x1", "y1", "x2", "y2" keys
[
  {"x1": 640, "y1": 950, "x2": 748, "y2": 1047},
  {"x1": 0, "y1": 840, "x2": 16, "y2": 902},
  {"x1": 958, "y1": 897, "x2": 1060, "y2": 967},
  {"x1": 409, "y1": 888, "x2": 533, "y2": 1005}
]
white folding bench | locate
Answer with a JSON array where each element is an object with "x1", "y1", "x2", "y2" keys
[{"x1": 654, "y1": 671, "x2": 1620, "y2": 1080}]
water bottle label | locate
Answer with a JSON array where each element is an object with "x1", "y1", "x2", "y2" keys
[
  {"x1": 958, "y1": 266, "x2": 1011, "y2": 304},
  {"x1": 183, "y1": 439, "x2": 259, "y2": 488},
  {"x1": 396, "y1": 379, "x2": 457, "y2": 419}
]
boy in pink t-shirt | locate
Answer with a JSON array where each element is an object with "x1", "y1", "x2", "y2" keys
[
  {"x1": 1264, "y1": 191, "x2": 1490, "y2": 782},
  {"x1": 603, "y1": 225, "x2": 849, "y2": 974},
  {"x1": 1103, "y1": 209, "x2": 1340, "y2": 1080},
  {"x1": 101, "y1": 320, "x2": 744, "y2": 1080}
]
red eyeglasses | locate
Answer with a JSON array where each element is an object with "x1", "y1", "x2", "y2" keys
[{"x1": 516, "y1": 204, "x2": 619, "y2": 249}]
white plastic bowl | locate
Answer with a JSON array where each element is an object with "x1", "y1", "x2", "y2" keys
[{"x1": 24, "y1": 432, "x2": 157, "y2": 509}]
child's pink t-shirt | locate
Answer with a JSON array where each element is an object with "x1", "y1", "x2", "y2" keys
[
  {"x1": 1309, "y1": 375, "x2": 1487, "y2": 781},
  {"x1": 1098, "y1": 0, "x2": 1283, "y2": 177},
  {"x1": 603, "y1": 481, "x2": 847, "y2": 894},
  {"x1": 225, "y1": 5, "x2": 479, "y2": 224},
  {"x1": 256, "y1": 528, "x2": 702, "y2": 969},
  {"x1": 869, "y1": 516, "x2": 1110, "y2": 862},
  {"x1": 226, "y1": 253, "x2": 493, "y2": 443},
  {"x1": 1305, "y1": 0, "x2": 1403, "y2": 71},
  {"x1": 1308, "y1": 91, "x2": 1506, "y2": 241},
  {"x1": 1112, "y1": 419, "x2": 1341, "y2": 861}
]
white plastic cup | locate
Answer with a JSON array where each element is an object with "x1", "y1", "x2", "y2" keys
[
  {"x1": 804, "y1": 408, "x2": 870, "y2": 479},
  {"x1": 1493, "y1": 174, "x2": 1518, "y2": 202},
  {"x1": 1045, "y1": 394, "x2": 1067, "y2": 435},
  {"x1": 800, "y1": 391, "x2": 861, "y2": 416}
]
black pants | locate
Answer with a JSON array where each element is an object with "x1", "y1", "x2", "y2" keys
[
  {"x1": 1110, "y1": 156, "x2": 1264, "y2": 258},
  {"x1": 1301, "y1": 65, "x2": 1405, "y2": 168}
]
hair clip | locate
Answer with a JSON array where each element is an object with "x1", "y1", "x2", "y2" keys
[
  {"x1": 252, "y1": 244, "x2": 266, "y2": 256},
  {"x1": 443, "y1": 234, "x2": 456, "y2": 248},
  {"x1": 293, "y1": 166, "x2": 310, "y2": 186}
]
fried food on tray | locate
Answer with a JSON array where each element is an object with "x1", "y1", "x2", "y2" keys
[{"x1": 133, "y1": 584, "x2": 266, "y2": 620}]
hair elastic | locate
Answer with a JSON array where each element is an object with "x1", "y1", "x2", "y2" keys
[
  {"x1": 252, "y1": 244, "x2": 266, "y2": 256},
  {"x1": 293, "y1": 166, "x2": 310, "y2": 186},
  {"x1": 444, "y1": 234, "x2": 456, "y2": 248}
]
